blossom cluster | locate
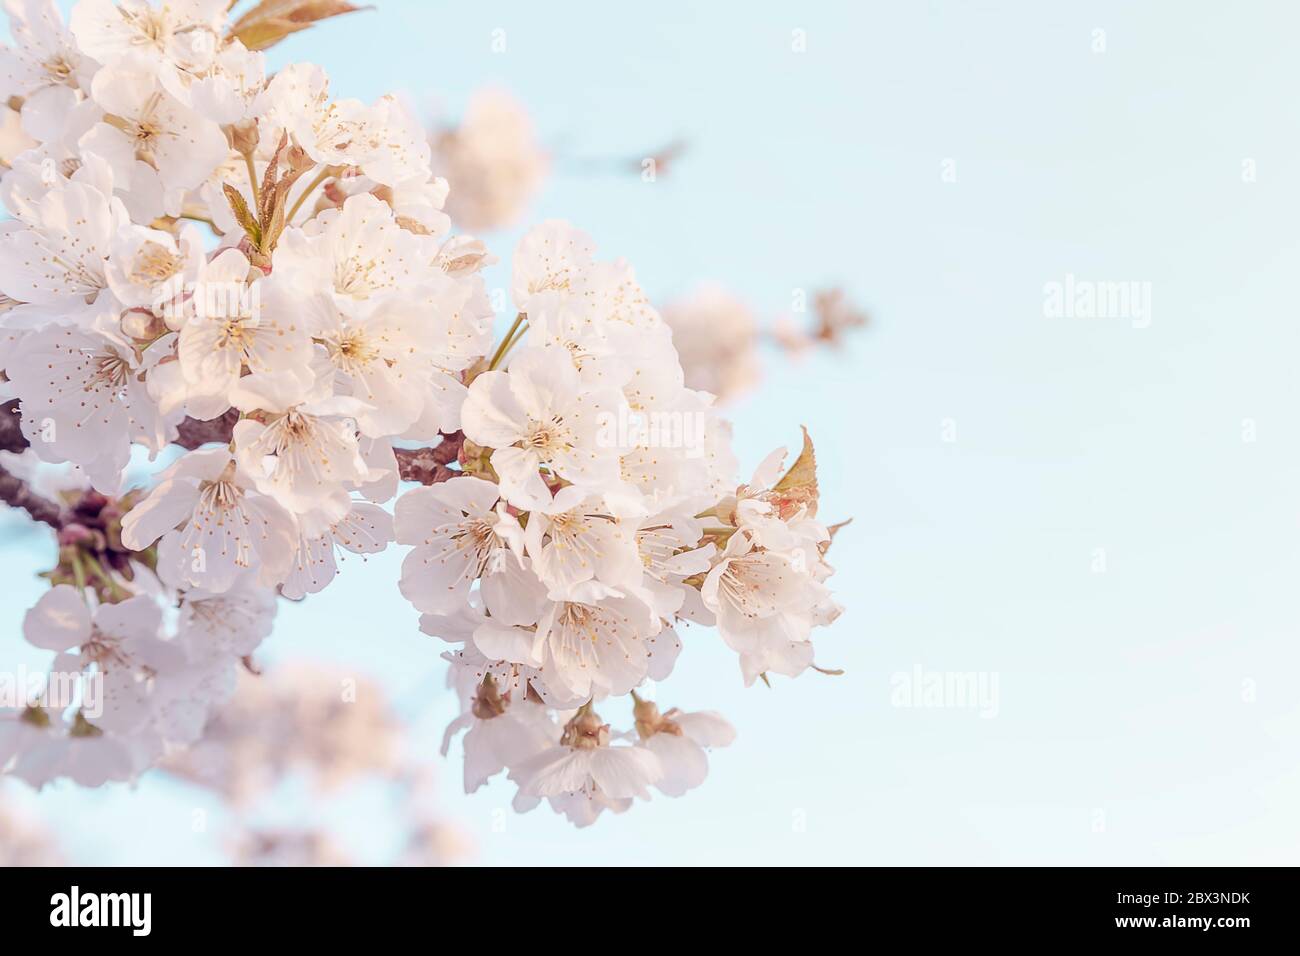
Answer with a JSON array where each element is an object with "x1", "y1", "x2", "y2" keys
[
  {"x1": 409, "y1": 231, "x2": 843, "y2": 823},
  {"x1": 0, "y1": 0, "x2": 845, "y2": 828}
]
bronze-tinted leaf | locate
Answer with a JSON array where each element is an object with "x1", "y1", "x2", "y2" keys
[
  {"x1": 772, "y1": 425, "x2": 819, "y2": 517},
  {"x1": 230, "y1": 1, "x2": 370, "y2": 52},
  {"x1": 222, "y1": 183, "x2": 260, "y2": 244},
  {"x1": 257, "y1": 133, "x2": 289, "y2": 225}
]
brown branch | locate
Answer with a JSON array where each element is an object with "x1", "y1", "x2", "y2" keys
[
  {"x1": 6, "y1": 399, "x2": 240, "y2": 455},
  {"x1": 0, "y1": 400, "x2": 64, "y2": 525},
  {"x1": 1, "y1": 398, "x2": 25, "y2": 453},
  {"x1": 174, "y1": 408, "x2": 240, "y2": 449},
  {"x1": 395, "y1": 432, "x2": 463, "y2": 485},
  {"x1": 169, "y1": 411, "x2": 463, "y2": 484},
  {"x1": 0, "y1": 463, "x2": 63, "y2": 527},
  {"x1": 3, "y1": 395, "x2": 461, "y2": 511}
]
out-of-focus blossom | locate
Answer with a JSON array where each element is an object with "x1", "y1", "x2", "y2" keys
[
  {"x1": 162, "y1": 664, "x2": 402, "y2": 804},
  {"x1": 666, "y1": 284, "x2": 869, "y2": 405},
  {"x1": 662, "y1": 284, "x2": 761, "y2": 402},
  {"x1": 165, "y1": 662, "x2": 468, "y2": 867},
  {"x1": 430, "y1": 89, "x2": 548, "y2": 232},
  {"x1": 774, "y1": 286, "x2": 870, "y2": 354},
  {"x1": 0, "y1": 792, "x2": 64, "y2": 865},
  {"x1": 233, "y1": 828, "x2": 352, "y2": 867}
]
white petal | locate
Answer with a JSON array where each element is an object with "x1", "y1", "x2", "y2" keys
[
  {"x1": 674, "y1": 711, "x2": 737, "y2": 748},
  {"x1": 472, "y1": 622, "x2": 540, "y2": 666},
  {"x1": 645, "y1": 733, "x2": 708, "y2": 797},
  {"x1": 22, "y1": 585, "x2": 90, "y2": 651},
  {"x1": 120, "y1": 477, "x2": 199, "y2": 550},
  {"x1": 586, "y1": 746, "x2": 662, "y2": 799}
]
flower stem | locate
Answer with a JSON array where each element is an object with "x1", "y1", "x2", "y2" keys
[
  {"x1": 285, "y1": 165, "x2": 334, "y2": 224},
  {"x1": 69, "y1": 549, "x2": 87, "y2": 596},
  {"x1": 82, "y1": 552, "x2": 129, "y2": 603},
  {"x1": 487, "y1": 313, "x2": 528, "y2": 371}
]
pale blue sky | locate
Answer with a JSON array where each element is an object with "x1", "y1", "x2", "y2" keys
[{"x1": 4, "y1": 0, "x2": 1300, "y2": 865}]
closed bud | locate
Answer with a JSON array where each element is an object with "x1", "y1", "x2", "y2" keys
[
  {"x1": 229, "y1": 119, "x2": 260, "y2": 156},
  {"x1": 560, "y1": 708, "x2": 610, "y2": 750},
  {"x1": 120, "y1": 309, "x2": 166, "y2": 341}
]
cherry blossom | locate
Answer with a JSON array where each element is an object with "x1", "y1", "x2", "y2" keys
[
  {"x1": 510, "y1": 705, "x2": 662, "y2": 827},
  {"x1": 395, "y1": 476, "x2": 540, "y2": 623},
  {"x1": 69, "y1": 0, "x2": 226, "y2": 76},
  {"x1": 81, "y1": 67, "x2": 229, "y2": 203},
  {"x1": 632, "y1": 695, "x2": 735, "y2": 798},
  {"x1": 121, "y1": 448, "x2": 297, "y2": 591},
  {"x1": 0, "y1": 153, "x2": 126, "y2": 325},
  {"x1": 461, "y1": 343, "x2": 624, "y2": 510},
  {"x1": 6, "y1": 324, "x2": 173, "y2": 491},
  {"x1": 0, "y1": 0, "x2": 96, "y2": 145},
  {"x1": 0, "y1": 0, "x2": 847, "y2": 836}
]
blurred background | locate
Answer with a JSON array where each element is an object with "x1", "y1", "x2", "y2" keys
[{"x1": 4, "y1": 0, "x2": 1300, "y2": 865}]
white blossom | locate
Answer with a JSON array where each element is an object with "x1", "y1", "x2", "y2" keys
[
  {"x1": 0, "y1": 1, "x2": 845, "y2": 835},
  {"x1": 0, "y1": 0, "x2": 96, "y2": 144},
  {"x1": 81, "y1": 67, "x2": 228, "y2": 198},
  {"x1": 632, "y1": 697, "x2": 735, "y2": 798},
  {"x1": 121, "y1": 448, "x2": 297, "y2": 592},
  {"x1": 461, "y1": 344, "x2": 623, "y2": 510},
  {"x1": 6, "y1": 324, "x2": 172, "y2": 491}
]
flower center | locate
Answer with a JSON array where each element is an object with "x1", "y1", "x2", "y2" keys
[
  {"x1": 85, "y1": 352, "x2": 130, "y2": 393},
  {"x1": 119, "y1": 7, "x2": 169, "y2": 47},
  {"x1": 131, "y1": 241, "x2": 182, "y2": 285},
  {"x1": 326, "y1": 328, "x2": 380, "y2": 370},
  {"x1": 445, "y1": 517, "x2": 505, "y2": 576},
  {"x1": 523, "y1": 417, "x2": 572, "y2": 456},
  {"x1": 42, "y1": 54, "x2": 75, "y2": 84},
  {"x1": 334, "y1": 256, "x2": 382, "y2": 299},
  {"x1": 217, "y1": 317, "x2": 254, "y2": 352},
  {"x1": 81, "y1": 627, "x2": 130, "y2": 671}
]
